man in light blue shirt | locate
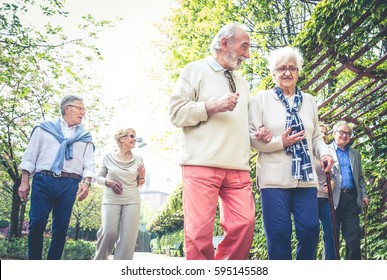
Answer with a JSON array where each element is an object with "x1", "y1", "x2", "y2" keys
[{"x1": 329, "y1": 121, "x2": 369, "y2": 259}]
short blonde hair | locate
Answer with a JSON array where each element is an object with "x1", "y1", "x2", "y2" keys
[
  {"x1": 114, "y1": 127, "x2": 136, "y2": 150},
  {"x1": 267, "y1": 46, "x2": 304, "y2": 74}
]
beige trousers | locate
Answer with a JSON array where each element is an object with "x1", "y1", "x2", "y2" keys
[{"x1": 94, "y1": 203, "x2": 140, "y2": 260}]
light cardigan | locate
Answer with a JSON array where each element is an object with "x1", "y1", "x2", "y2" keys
[
  {"x1": 248, "y1": 89, "x2": 331, "y2": 189},
  {"x1": 169, "y1": 56, "x2": 251, "y2": 170},
  {"x1": 97, "y1": 153, "x2": 143, "y2": 205}
]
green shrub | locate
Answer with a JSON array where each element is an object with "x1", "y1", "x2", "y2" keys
[
  {"x1": 0, "y1": 237, "x2": 28, "y2": 259},
  {"x1": 62, "y1": 239, "x2": 96, "y2": 260},
  {"x1": 0, "y1": 237, "x2": 96, "y2": 260},
  {"x1": 160, "y1": 230, "x2": 184, "y2": 257}
]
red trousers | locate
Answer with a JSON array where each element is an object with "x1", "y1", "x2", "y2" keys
[{"x1": 182, "y1": 165, "x2": 255, "y2": 260}]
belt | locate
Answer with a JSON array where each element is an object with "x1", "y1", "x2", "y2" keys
[
  {"x1": 40, "y1": 170, "x2": 82, "y2": 180},
  {"x1": 341, "y1": 188, "x2": 356, "y2": 193}
]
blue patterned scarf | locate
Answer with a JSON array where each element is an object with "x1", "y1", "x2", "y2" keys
[
  {"x1": 274, "y1": 87, "x2": 314, "y2": 182},
  {"x1": 30, "y1": 118, "x2": 94, "y2": 175}
]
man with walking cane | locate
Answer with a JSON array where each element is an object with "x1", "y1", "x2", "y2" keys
[{"x1": 329, "y1": 121, "x2": 369, "y2": 260}]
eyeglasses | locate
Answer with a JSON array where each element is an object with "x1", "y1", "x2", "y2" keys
[
  {"x1": 224, "y1": 70, "x2": 236, "y2": 93},
  {"x1": 275, "y1": 66, "x2": 298, "y2": 74},
  {"x1": 337, "y1": 130, "x2": 351, "y2": 137},
  {"x1": 122, "y1": 134, "x2": 136, "y2": 139},
  {"x1": 68, "y1": 104, "x2": 86, "y2": 112}
]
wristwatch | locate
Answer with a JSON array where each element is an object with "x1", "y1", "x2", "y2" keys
[{"x1": 82, "y1": 180, "x2": 92, "y2": 187}]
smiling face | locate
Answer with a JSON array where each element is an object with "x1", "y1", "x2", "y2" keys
[
  {"x1": 63, "y1": 100, "x2": 86, "y2": 127},
  {"x1": 272, "y1": 58, "x2": 299, "y2": 95},
  {"x1": 334, "y1": 124, "x2": 352, "y2": 149},
  {"x1": 218, "y1": 28, "x2": 250, "y2": 71},
  {"x1": 115, "y1": 128, "x2": 137, "y2": 151}
]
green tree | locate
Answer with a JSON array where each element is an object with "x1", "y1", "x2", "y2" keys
[
  {"x1": 0, "y1": 0, "x2": 113, "y2": 239},
  {"x1": 160, "y1": 0, "x2": 319, "y2": 84},
  {"x1": 70, "y1": 186, "x2": 103, "y2": 240}
]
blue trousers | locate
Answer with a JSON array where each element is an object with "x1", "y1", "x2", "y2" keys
[
  {"x1": 318, "y1": 198, "x2": 336, "y2": 260},
  {"x1": 261, "y1": 187, "x2": 319, "y2": 260},
  {"x1": 28, "y1": 172, "x2": 80, "y2": 260}
]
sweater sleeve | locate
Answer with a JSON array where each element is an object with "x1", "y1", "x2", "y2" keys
[
  {"x1": 308, "y1": 94, "x2": 331, "y2": 159},
  {"x1": 169, "y1": 65, "x2": 208, "y2": 128},
  {"x1": 249, "y1": 92, "x2": 285, "y2": 153}
]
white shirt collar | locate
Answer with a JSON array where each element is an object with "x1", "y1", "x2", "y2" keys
[{"x1": 206, "y1": 56, "x2": 224, "y2": 72}]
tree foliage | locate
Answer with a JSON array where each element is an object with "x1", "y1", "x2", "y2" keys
[
  {"x1": 146, "y1": 183, "x2": 183, "y2": 235},
  {"x1": 0, "y1": 0, "x2": 113, "y2": 238},
  {"x1": 70, "y1": 186, "x2": 103, "y2": 240}
]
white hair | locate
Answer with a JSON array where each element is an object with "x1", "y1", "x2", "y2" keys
[
  {"x1": 60, "y1": 94, "x2": 83, "y2": 116},
  {"x1": 210, "y1": 23, "x2": 246, "y2": 54},
  {"x1": 267, "y1": 46, "x2": 304, "y2": 74},
  {"x1": 333, "y1": 120, "x2": 352, "y2": 133}
]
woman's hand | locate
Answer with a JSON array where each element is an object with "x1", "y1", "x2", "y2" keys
[
  {"x1": 281, "y1": 127, "x2": 306, "y2": 148},
  {"x1": 105, "y1": 179, "x2": 123, "y2": 194},
  {"x1": 137, "y1": 163, "x2": 146, "y2": 186},
  {"x1": 320, "y1": 155, "x2": 334, "y2": 172}
]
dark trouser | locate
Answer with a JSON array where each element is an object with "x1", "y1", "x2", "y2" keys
[
  {"x1": 28, "y1": 172, "x2": 80, "y2": 260},
  {"x1": 318, "y1": 198, "x2": 336, "y2": 260},
  {"x1": 261, "y1": 187, "x2": 319, "y2": 260},
  {"x1": 336, "y1": 190, "x2": 361, "y2": 260}
]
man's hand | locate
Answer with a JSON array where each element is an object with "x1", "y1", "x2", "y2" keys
[
  {"x1": 362, "y1": 197, "x2": 369, "y2": 207},
  {"x1": 206, "y1": 93, "x2": 239, "y2": 116},
  {"x1": 77, "y1": 182, "x2": 90, "y2": 201},
  {"x1": 18, "y1": 170, "x2": 30, "y2": 201},
  {"x1": 255, "y1": 127, "x2": 272, "y2": 143},
  {"x1": 18, "y1": 182, "x2": 30, "y2": 201}
]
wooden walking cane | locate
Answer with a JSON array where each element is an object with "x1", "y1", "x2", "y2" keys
[
  {"x1": 363, "y1": 205, "x2": 368, "y2": 260},
  {"x1": 324, "y1": 161, "x2": 340, "y2": 260}
]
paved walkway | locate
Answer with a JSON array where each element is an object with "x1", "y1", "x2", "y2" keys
[
  {"x1": 134, "y1": 252, "x2": 185, "y2": 261},
  {"x1": 109, "y1": 252, "x2": 185, "y2": 261}
]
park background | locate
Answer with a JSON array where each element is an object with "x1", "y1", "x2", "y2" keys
[{"x1": 0, "y1": 0, "x2": 386, "y2": 260}]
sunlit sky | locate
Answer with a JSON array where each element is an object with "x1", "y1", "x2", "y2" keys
[{"x1": 27, "y1": 0, "x2": 181, "y2": 193}]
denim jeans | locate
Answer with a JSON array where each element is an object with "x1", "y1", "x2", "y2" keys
[
  {"x1": 28, "y1": 172, "x2": 80, "y2": 260},
  {"x1": 261, "y1": 187, "x2": 319, "y2": 260},
  {"x1": 318, "y1": 198, "x2": 336, "y2": 260}
]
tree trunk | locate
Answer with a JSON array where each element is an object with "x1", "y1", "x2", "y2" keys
[
  {"x1": 74, "y1": 221, "x2": 80, "y2": 241},
  {"x1": 18, "y1": 201, "x2": 27, "y2": 236},
  {"x1": 8, "y1": 181, "x2": 21, "y2": 239}
]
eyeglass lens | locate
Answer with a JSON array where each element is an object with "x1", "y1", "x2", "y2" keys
[
  {"x1": 276, "y1": 66, "x2": 298, "y2": 73},
  {"x1": 68, "y1": 105, "x2": 86, "y2": 112},
  {"x1": 122, "y1": 134, "x2": 136, "y2": 139},
  {"x1": 338, "y1": 130, "x2": 351, "y2": 137},
  {"x1": 224, "y1": 70, "x2": 236, "y2": 93}
]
